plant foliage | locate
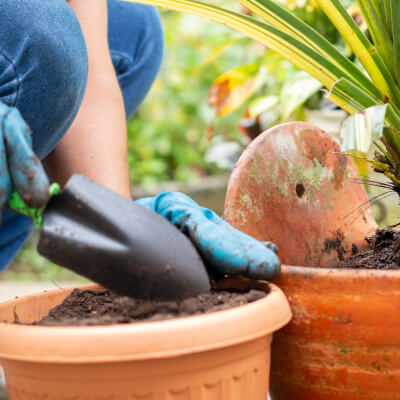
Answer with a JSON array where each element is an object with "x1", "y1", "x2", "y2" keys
[{"x1": 125, "y1": 0, "x2": 400, "y2": 190}]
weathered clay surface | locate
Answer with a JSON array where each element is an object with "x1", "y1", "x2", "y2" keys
[
  {"x1": 224, "y1": 122, "x2": 377, "y2": 267},
  {"x1": 270, "y1": 266, "x2": 400, "y2": 399}
]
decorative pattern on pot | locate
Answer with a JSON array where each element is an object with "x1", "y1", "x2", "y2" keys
[{"x1": 6, "y1": 363, "x2": 268, "y2": 400}]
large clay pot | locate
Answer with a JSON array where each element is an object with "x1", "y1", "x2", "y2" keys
[
  {"x1": 0, "y1": 283, "x2": 291, "y2": 400},
  {"x1": 269, "y1": 266, "x2": 400, "y2": 400},
  {"x1": 223, "y1": 122, "x2": 395, "y2": 398},
  {"x1": 224, "y1": 122, "x2": 377, "y2": 268}
]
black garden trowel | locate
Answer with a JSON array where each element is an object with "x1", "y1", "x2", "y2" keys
[{"x1": 9, "y1": 174, "x2": 211, "y2": 301}]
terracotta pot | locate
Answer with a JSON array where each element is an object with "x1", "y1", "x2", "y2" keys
[
  {"x1": 223, "y1": 122, "x2": 395, "y2": 397},
  {"x1": 0, "y1": 283, "x2": 291, "y2": 399},
  {"x1": 224, "y1": 122, "x2": 377, "y2": 268},
  {"x1": 270, "y1": 266, "x2": 400, "y2": 399}
]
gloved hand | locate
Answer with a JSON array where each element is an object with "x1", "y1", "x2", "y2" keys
[
  {"x1": 0, "y1": 102, "x2": 49, "y2": 215},
  {"x1": 136, "y1": 192, "x2": 280, "y2": 280}
]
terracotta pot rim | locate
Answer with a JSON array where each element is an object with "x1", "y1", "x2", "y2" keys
[
  {"x1": 282, "y1": 264, "x2": 400, "y2": 278},
  {"x1": 0, "y1": 283, "x2": 291, "y2": 363}
]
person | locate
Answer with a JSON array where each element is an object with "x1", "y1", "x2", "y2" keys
[{"x1": 0, "y1": 0, "x2": 280, "y2": 280}]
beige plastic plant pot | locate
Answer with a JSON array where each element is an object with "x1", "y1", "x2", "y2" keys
[{"x1": 0, "y1": 282, "x2": 291, "y2": 400}]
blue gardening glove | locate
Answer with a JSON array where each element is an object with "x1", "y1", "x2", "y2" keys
[
  {"x1": 0, "y1": 102, "x2": 49, "y2": 215},
  {"x1": 136, "y1": 192, "x2": 280, "y2": 280}
]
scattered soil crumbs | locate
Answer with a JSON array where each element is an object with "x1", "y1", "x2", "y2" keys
[
  {"x1": 32, "y1": 288, "x2": 267, "y2": 326},
  {"x1": 337, "y1": 228, "x2": 400, "y2": 270}
]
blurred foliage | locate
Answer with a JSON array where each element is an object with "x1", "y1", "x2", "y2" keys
[{"x1": 127, "y1": 9, "x2": 248, "y2": 187}]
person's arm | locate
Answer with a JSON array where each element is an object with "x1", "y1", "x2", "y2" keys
[{"x1": 44, "y1": 0, "x2": 131, "y2": 199}]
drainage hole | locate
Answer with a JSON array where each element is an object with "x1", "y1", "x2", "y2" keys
[{"x1": 296, "y1": 183, "x2": 305, "y2": 198}]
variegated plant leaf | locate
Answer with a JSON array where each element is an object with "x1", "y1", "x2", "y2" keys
[{"x1": 340, "y1": 104, "x2": 388, "y2": 153}]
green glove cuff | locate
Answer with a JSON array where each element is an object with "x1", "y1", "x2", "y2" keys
[{"x1": 8, "y1": 183, "x2": 60, "y2": 228}]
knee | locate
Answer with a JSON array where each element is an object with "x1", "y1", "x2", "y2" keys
[
  {"x1": 108, "y1": 2, "x2": 164, "y2": 116},
  {"x1": 0, "y1": 0, "x2": 88, "y2": 104},
  {"x1": 0, "y1": 0, "x2": 88, "y2": 158},
  {"x1": 133, "y1": 5, "x2": 165, "y2": 70},
  {"x1": 110, "y1": 2, "x2": 164, "y2": 74},
  {"x1": 31, "y1": 0, "x2": 88, "y2": 107}
]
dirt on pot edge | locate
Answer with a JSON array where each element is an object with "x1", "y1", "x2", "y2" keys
[{"x1": 335, "y1": 227, "x2": 400, "y2": 270}]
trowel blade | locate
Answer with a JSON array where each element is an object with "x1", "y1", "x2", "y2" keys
[{"x1": 37, "y1": 174, "x2": 211, "y2": 301}]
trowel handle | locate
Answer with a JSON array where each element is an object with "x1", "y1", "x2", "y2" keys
[{"x1": 8, "y1": 183, "x2": 61, "y2": 228}]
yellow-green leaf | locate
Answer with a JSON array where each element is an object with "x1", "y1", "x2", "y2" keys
[
  {"x1": 208, "y1": 63, "x2": 264, "y2": 116},
  {"x1": 194, "y1": 37, "x2": 246, "y2": 73},
  {"x1": 125, "y1": 0, "x2": 354, "y2": 90},
  {"x1": 236, "y1": 0, "x2": 384, "y2": 102},
  {"x1": 316, "y1": 0, "x2": 400, "y2": 107}
]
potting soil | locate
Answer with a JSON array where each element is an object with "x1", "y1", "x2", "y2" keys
[
  {"x1": 32, "y1": 288, "x2": 267, "y2": 326},
  {"x1": 337, "y1": 227, "x2": 400, "y2": 269}
]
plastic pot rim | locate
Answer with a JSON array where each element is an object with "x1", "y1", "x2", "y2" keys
[{"x1": 0, "y1": 283, "x2": 291, "y2": 364}]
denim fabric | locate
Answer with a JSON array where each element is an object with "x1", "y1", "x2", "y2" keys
[
  {"x1": 108, "y1": 0, "x2": 164, "y2": 119},
  {"x1": 0, "y1": 0, "x2": 164, "y2": 271}
]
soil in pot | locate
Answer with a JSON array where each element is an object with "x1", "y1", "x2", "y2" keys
[
  {"x1": 29, "y1": 286, "x2": 268, "y2": 326},
  {"x1": 335, "y1": 227, "x2": 400, "y2": 270}
]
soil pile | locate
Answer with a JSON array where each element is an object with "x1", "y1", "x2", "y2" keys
[
  {"x1": 338, "y1": 228, "x2": 400, "y2": 269},
  {"x1": 33, "y1": 287, "x2": 267, "y2": 326}
]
